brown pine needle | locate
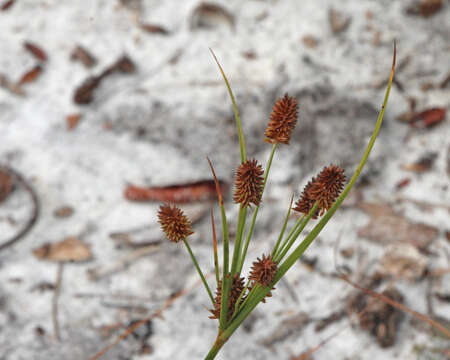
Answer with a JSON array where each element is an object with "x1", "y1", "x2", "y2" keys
[
  {"x1": 207, "y1": 156, "x2": 224, "y2": 206},
  {"x1": 211, "y1": 208, "x2": 220, "y2": 286}
]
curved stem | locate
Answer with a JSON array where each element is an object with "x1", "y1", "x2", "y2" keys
[
  {"x1": 183, "y1": 239, "x2": 214, "y2": 305},
  {"x1": 271, "y1": 195, "x2": 294, "y2": 257}
]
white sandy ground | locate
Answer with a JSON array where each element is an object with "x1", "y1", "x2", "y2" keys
[{"x1": 0, "y1": 0, "x2": 449, "y2": 359}]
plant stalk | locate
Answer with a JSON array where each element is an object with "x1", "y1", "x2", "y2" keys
[{"x1": 183, "y1": 239, "x2": 214, "y2": 305}]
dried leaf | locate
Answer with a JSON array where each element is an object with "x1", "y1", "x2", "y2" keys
[
  {"x1": 73, "y1": 54, "x2": 136, "y2": 104},
  {"x1": 395, "y1": 177, "x2": 411, "y2": 189},
  {"x1": 17, "y1": 65, "x2": 42, "y2": 85},
  {"x1": 140, "y1": 23, "x2": 170, "y2": 35},
  {"x1": 410, "y1": 107, "x2": 446, "y2": 128},
  {"x1": 114, "y1": 55, "x2": 136, "y2": 73},
  {"x1": 302, "y1": 35, "x2": 319, "y2": 48},
  {"x1": 328, "y1": 8, "x2": 351, "y2": 34},
  {"x1": 53, "y1": 206, "x2": 74, "y2": 218},
  {"x1": 376, "y1": 243, "x2": 428, "y2": 280},
  {"x1": 406, "y1": 0, "x2": 442, "y2": 17},
  {"x1": 124, "y1": 180, "x2": 229, "y2": 203},
  {"x1": 66, "y1": 113, "x2": 81, "y2": 130},
  {"x1": 0, "y1": 169, "x2": 13, "y2": 202},
  {"x1": 0, "y1": 0, "x2": 15, "y2": 11},
  {"x1": 401, "y1": 152, "x2": 438, "y2": 172},
  {"x1": 357, "y1": 203, "x2": 438, "y2": 250},
  {"x1": 73, "y1": 76, "x2": 100, "y2": 104},
  {"x1": 32, "y1": 237, "x2": 92, "y2": 262},
  {"x1": 190, "y1": 2, "x2": 235, "y2": 30},
  {"x1": 340, "y1": 247, "x2": 355, "y2": 259},
  {"x1": 23, "y1": 41, "x2": 47, "y2": 62},
  {"x1": 241, "y1": 50, "x2": 257, "y2": 60},
  {"x1": 71, "y1": 45, "x2": 97, "y2": 68},
  {"x1": 0, "y1": 73, "x2": 25, "y2": 95}
]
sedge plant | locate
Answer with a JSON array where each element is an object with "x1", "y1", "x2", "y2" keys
[{"x1": 157, "y1": 44, "x2": 397, "y2": 359}]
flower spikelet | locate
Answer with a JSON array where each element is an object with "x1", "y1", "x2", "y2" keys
[
  {"x1": 233, "y1": 159, "x2": 264, "y2": 207},
  {"x1": 249, "y1": 254, "x2": 277, "y2": 287},
  {"x1": 158, "y1": 204, "x2": 194, "y2": 243},
  {"x1": 292, "y1": 177, "x2": 319, "y2": 219},
  {"x1": 307, "y1": 164, "x2": 346, "y2": 215},
  {"x1": 264, "y1": 93, "x2": 298, "y2": 144},
  {"x1": 209, "y1": 275, "x2": 245, "y2": 320}
]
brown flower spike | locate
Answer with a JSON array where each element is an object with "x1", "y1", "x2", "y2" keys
[
  {"x1": 264, "y1": 93, "x2": 299, "y2": 144},
  {"x1": 233, "y1": 159, "x2": 264, "y2": 207},
  {"x1": 158, "y1": 204, "x2": 194, "y2": 243},
  {"x1": 209, "y1": 275, "x2": 245, "y2": 320},
  {"x1": 249, "y1": 254, "x2": 277, "y2": 287},
  {"x1": 307, "y1": 164, "x2": 346, "y2": 215},
  {"x1": 292, "y1": 177, "x2": 319, "y2": 219}
]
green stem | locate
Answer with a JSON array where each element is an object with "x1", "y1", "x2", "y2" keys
[
  {"x1": 238, "y1": 143, "x2": 277, "y2": 273},
  {"x1": 218, "y1": 203, "x2": 231, "y2": 331},
  {"x1": 183, "y1": 239, "x2": 214, "y2": 305},
  {"x1": 205, "y1": 336, "x2": 226, "y2": 360},
  {"x1": 271, "y1": 195, "x2": 294, "y2": 258},
  {"x1": 272, "y1": 214, "x2": 304, "y2": 261},
  {"x1": 210, "y1": 49, "x2": 246, "y2": 163},
  {"x1": 274, "y1": 203, "x2": 318, "y2": 263},
  {"x1": 230, "y1": 206, "x2": 247, "y2": 277},
  {"x1": 210, "y1": 209, "x2": 220, "y2": 287}
]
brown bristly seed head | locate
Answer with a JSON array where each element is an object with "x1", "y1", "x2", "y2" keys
[
  {"x1": 264, "y1": 93, "x2": 298, "y2": 145},
  {"x1": 307, "y1": 164, "x2": 346, "y2": 215},
  {"x1": 249, "y1": 254, "x2": 277, "y2": 287},
  {"x1": 158, "y1": 204, "x2": 194, "y2": 243},
  {"x1": 209, "y1": 275, "x2": 245, "y2": 320},
  {"x1": 233, "y1": 159, "x2": 264, "y2": 207},
  {"x1": 292, "y1": 177, "x2": 319, "y2": 219}
]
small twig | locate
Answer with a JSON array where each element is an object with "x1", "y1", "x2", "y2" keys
[
  {"x1": 88, "y1": 280, "x2": 201, "y2": 360},
  {"x1": 0, "y1": 166, "x2": 39, "y2": 251},
  {"x1": 52, "y1": 262, "x2": 64, "y2": 341},
  {"x1": 87, "y1": 244, "x2": 160, "y2": 281}
]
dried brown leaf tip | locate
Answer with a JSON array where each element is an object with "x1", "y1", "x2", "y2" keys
[
  {"x1": 210, "y1": 275, "x2": 245, "y2": 320},
  {"x1": 293, "y1": 177, "x2": 319, "y2": 219},
  {"x1": 158, "y1": 204, "x2": 194, "y2": 243},
  {"x1": 249, "y1": 254, "x2": 277, "y2": 287},
  {"x1": 233, "y1": 159, "x2": 264, "y2": 207},
  {"x1": 307, "y1": 164, "x2": 346, "y2": 215},
  {"x1": 264, "y1": 93, "x2": 298, "y2": 144}
]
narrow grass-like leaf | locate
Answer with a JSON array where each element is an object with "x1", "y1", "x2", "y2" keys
[
  {"x1": 207, "y1": 156, "x2": 231, "y2": 330},
  {"x1": 183, "y1": 239, "x2": 215, "y2": 305},
  {"x1": 271, "y1": 195, "x2": 294, "y2": 257},
  {"x1": 274, "y1": 202, "x2": 318, "y2": 263},
  {"x1": 210, "y1": 48, "x2": 247, "y2": 164},
  {"x1": 211, "y1": 209, "x2": 220, "y2": 287}
]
